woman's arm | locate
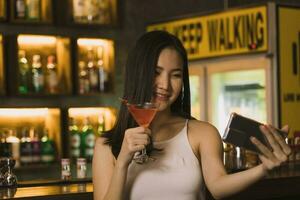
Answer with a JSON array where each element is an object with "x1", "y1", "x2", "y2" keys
[
  {"x1": 93, "y1": 127, "x2": 151, "y2": 200},
  {"x1": 190, "y1": 121, "x2": 291, "y2": 200}
]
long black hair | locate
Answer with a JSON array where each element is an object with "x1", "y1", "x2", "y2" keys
[{"x1": 103, "y1": 31, "x2": 191, "y2": 158}]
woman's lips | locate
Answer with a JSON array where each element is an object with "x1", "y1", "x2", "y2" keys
[{"x1": 154, "y1": 93, "x2": 170, "y2": 101}]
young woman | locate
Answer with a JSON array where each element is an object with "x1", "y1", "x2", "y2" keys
[{"x1": 92, "y1": 31, "x2": 291, "y2": 200}]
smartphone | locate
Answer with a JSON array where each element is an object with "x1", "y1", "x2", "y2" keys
[{"x1": 222, "y1": 113, "x2": 287, "y2": 153}]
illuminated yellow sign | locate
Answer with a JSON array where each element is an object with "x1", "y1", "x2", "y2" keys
[
  {"x1": 278, "y1": 7, "x2": 300, "y2": 136},
  {"x1": 147, "y1": 6, "x2": 268, "y2": 59}
]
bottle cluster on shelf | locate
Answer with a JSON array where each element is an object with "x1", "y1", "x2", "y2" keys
[
  {"x1": 15, "y1": 0, "x2": 42, "y2": 21},
  {"x1": 69, "y1": 114, "x2": 106, "y2": 163},
  {"x1": 72, "y1": 0, "x2": 115, "y2": 24},
  {"x1": 0, "y1": 127, "x2": 56, "y2": 168},
  {"x1": 18, "y1": 50, "x2": 59, "y2": 94},
  {"x1": 78, "y1": 46, "x2": 110, "y2": 94}
]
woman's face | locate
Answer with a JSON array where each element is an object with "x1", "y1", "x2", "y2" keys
[{"x1": 153, "y1": 47, "x2": 183, "y2": 112}]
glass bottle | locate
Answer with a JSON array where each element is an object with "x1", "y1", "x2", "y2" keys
[
  {"x1": 81, "y1": 117, "x2": 95, "y2": 162},
  {"x1": 78, "y1": 61, "x2": 90, "y2": 94},
  {"x1": 20, "y1": 128, "x2": 32, "y2": 165},
  {"x1": 18, "y1": 50, "x2": 30, "y2": 94},
  {"x1": 6, "y1": 129, "x2": 20, "y2": 168},
  {"x1": 86, "y1": 0, "x2": 98, "y2": 23},
  {"x1": 41, "y1": 129, "x2": 56, "y2": 164},
  {"x1": 0, "y1": 130, "x2": 12, "y2": 158},
  {"x1": 73, "y1": 0, "x2": 87, "y2": 23},
  {"x1": 98, "y1": 0, "x2": 112, "y2": 24},
  {"x1": 32, "y1": 54, "x2": 44, "y2": 93},
  {"x1": 97, "y1": 113, "x2": 105, "y2": 136},
  {"x1": 26, "y1": 0, "x2": 41, "y2": 21},
  {"x1": 69, "y1": 118, "x2": 81, "y2": 161},
  {"x1": 87, "y1": 48, "x2": 99, "y2": 93},
  {"x1": 15, "y1": 0, "x2": 26, "y2": 19},
  {"x1": 97, "y1": 46, "x2": 109, "y2": 92},
  {"x1": 30, "y1": 127, "x2": 41, "y2": 164},
  {"x1": 46, "y1": 55, "x2": 59, "y2": 94}
]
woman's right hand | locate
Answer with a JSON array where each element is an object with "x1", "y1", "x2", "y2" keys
[{"x1": 117, "y1": 127, "x2": 151, "y2": 167}]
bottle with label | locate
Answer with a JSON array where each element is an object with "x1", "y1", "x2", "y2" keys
[
  {"x1": 6, "y1": 129, "x2": 20, "y2": 168},
  {"x1": 78, "y1": 61, "x2": 90, "y2": 94},
  {"x1": 69, "y1": 118, "x2": 81, "y2": 160},
  {"x1": 18, "y1": 50, "x2": 31, "y2": 94},
  {"x1": 15, "y1": 0, "x2": 26, "y2": 19},
  {"x1": 46, "y1": 55, "x2": 59, "y2": 94},
  {"x1": 73, "y1": 0, "x2": 87, "y2": 23},
  {"x1": 41, "y1": 129, "x2": 56, "y2": 164},
  {"x1": 81, "y1": 117, "x2": 95, "y2": 162},
  {"x1": 30, "y1": 127, "x2": 41, "y2": 164},
  {"x1": 87, "y1": 48, "x2": 99, "y2": 93},
  {"x1": 32, "y1": 54, "x2": 44, "y2": 93},
  {"x1": 26, "y1": 0, "x2": 41, "y2": 20},
  {"x1": 20, "y1": 128, "x2": 32, "y2": 165},
  {"x1": 97, "y1": 113, "x2": 105, "y2": 136}
]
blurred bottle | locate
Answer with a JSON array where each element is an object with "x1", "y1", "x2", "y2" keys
[
  {"x1": 41, "y1": 129, "x2": 56, "y2": 164},
  {"x1": 32, "y1": 54, "x2": 44, "y2": 93},
  {"x1": 18, "y1": 50, "x2": 30, "y2": 94},
  {"x1": 46, "y1": 55, "x2": 59, "y2": 94},
  {"x1": 30, "y1": 127, "x2": 41, "y2": 164},
  {"x1": 73, "y1": 0, "x2": 86, "y2": 23},
  {"x1": 78, "y1": 61, "x2": 90, "y2": 94},
  {"x1": 15, "y1": 0, "x2": 26, "y2": 19},
  {"x1": 6, "y1": 129, "x2": 20, "y2": 168},
  {"x1": 86, "y1": 0, "x2": 99, "y2": 23},
  {"x1": 97, "y1": 46, "x2": 109, "y2": 92},
  {"x1": 98, "y1": 0, "x2": 112, "y2": 24},
  {"x1": 26, "y1": 0, "x2": 41, "y2": 21},
  {"x1": 0, "y1": 130, "x2": 12, "y2": 158},
  {"x1": 97, "y1": 113, "x2": 105, "y2": 136},
  {"x1": 81, "y1": 117, "x2": 95, "y2": 162},
  {"x1": 87, "y1": 48, "x2": 99, "y2": 93},
  {"x1": 20, "y1": 128, "x2": 32, "y2": 165},
  {"x1": 69, "y1": 118, "x2": 81, "y2": 161}
]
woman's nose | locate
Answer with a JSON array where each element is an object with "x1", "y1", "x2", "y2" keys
[{"x1": 156, "y1": 74, "x2": 170, "y2": 90}]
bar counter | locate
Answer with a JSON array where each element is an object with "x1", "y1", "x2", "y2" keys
[{"x1": 1, "y1": 162, "x2": 299, "y2": 200}]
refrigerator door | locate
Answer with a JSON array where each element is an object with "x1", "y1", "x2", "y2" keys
[{"x1": 206, "y1": 56, "x2": 272, "y2": 134}]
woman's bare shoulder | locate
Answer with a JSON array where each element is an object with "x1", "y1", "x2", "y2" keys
[
  {"x1": 94, "y1": 137, "x2": 116, "y2": 163},
  {"x1": 188, "y1": 119, "x2": 221, "y2": 143}
]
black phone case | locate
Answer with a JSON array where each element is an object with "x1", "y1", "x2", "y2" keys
[{"x1": 222, "y1": 113, "x2": 286, "y2": 153}]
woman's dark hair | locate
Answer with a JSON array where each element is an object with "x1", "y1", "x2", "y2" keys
[{"x1": 102, "y1": 30, "x2": 191, "y2": 158}]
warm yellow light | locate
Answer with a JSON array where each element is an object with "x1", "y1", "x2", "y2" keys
[
  {"x1": 68, "y1": 107, "x2": 112, "y2": 117},
  {"x1": 18, "y1": 35, "x2": 57, "y2": 45},
  {"x1": 77, "y1": 38, "x2": 110, "y2": 47},
  {"x1": 0, "y1": 108, "x2": 49, "y2": 117}
]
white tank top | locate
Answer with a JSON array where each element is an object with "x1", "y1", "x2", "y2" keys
[{"x1": 124, "y1": 120, "x2": 206, "y2": 200}]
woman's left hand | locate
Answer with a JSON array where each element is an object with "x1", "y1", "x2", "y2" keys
[{"x1": 250, "y1": 125, "x2": 292, "y2": 172}]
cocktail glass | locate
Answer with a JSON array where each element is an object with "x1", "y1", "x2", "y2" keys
[{"x1": 121, "y1": 99, "x2": 158, "y2": 164}]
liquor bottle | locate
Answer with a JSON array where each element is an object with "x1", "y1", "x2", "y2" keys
[
  {"x1": 26, "y1": 0, "x2": 41, "y2": 21},
  {"x1": 0, "y1": 130, "x2": 12, "y2": 158},
  {"x1": 87, "y1": 48, "x2": 99, "y2": 93},
  {"x1": 97, "y1": 113, "x2": 105, "y2": 136},
  {"x1": 41, "y1": 129, "x2": 56, "y2": 164},
  {"x1": 69, "y1": 118, "x2": 81, "y2": 160},
  {"x1": 97, "y1": 47, "x2": 108, "y2": 92},
  {"x1": 32, "y1": 54, "x2": 44, "y2": 93},
  {"x1": 15, "y1": 0, "x2": 26, "y2": 19},
  {"x1": 86, "y1": 0, "x2": 99, "y2": 23},
  {"x1": 98, "y1": 0, "x2": 112, "y2": 24},
  {"x1": 73, "y1": 0, "x2": 87, "y2": 23},
  {"x1": 30, "y1": 127, "x2": 41, "y2": 164},
  {"x1": 81, "y1": 117, "x2": 95, "y2": 162},
  {"x1": 6, "y1": 129, "x2": 20, "y2": 168},
  {"x1": 18, "y1": 50, "x2": 30, "y2": 94},
  {"x1": 46, "y1": 55, "x2": 59, "y2": 94},
  {"x1": 78, "y1": 61, "x2": 90, "y2": 94},
  {"x1": 20, "y1": 128, "x2": 32, "y2": 165}
]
